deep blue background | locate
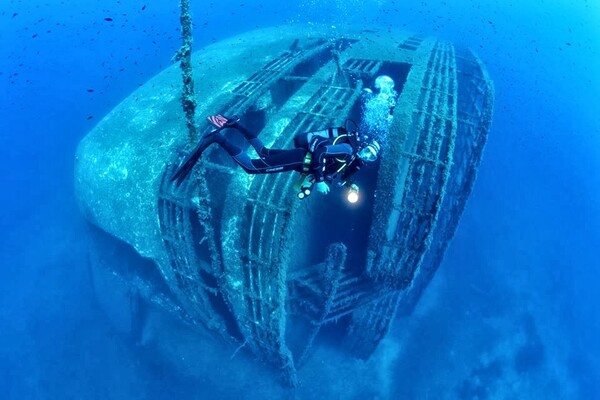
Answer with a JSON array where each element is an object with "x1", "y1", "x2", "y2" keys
[{"x1": 1, "y1": 0, "x2": 598, "y2": 398}]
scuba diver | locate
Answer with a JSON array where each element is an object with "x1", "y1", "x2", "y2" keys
[{"x1": 171, "y1": 114, "x2": 380, "y2": 199}]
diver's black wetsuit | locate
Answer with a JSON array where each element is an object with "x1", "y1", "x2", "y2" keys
[{"x1": 209, "y1": 123, "x2": 361, "y2": 183}]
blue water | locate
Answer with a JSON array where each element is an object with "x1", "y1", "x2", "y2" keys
[{"x1": 1, "y1": 0, "x2": 599, "y2": 398}]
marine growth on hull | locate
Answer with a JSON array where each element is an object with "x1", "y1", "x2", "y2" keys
[{"x1": 75, "y1": 25, "x2": 494, "y2": 386}]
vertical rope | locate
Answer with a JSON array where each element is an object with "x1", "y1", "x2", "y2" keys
[{"x1": 174, "y1": 0, "x2": 197, "y2": 142}]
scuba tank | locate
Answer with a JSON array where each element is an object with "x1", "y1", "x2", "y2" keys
[
  {"x1": 293, "y1": 126, "x2": 346, "y2": 199},
  {"x1": 293, "y1": 127, "x2": 346, "y2": 151},
  {"x1": 292, "y1": 119, "x2": 360, "y2": 154},
  {"x1": 293, "y1": 120, "x2": 362, "y2": 199}
]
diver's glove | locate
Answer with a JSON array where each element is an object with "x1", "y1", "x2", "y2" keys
[{"x1": 315, "y1": 181, "x2": 330, "y2": 195}]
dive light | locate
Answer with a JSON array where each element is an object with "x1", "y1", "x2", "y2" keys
[{"x1": 346, "y1": 184, "x2": 359, "y2": 204}]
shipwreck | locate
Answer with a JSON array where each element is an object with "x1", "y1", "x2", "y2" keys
[{"x1": 75, "y1": 25, "x2": 494, "y2": 385}]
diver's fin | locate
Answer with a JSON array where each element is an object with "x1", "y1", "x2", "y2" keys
[
  {"x1": 171, "y1": 115, "x2": 240, "y2": 186},
  {"x1": 170, "y1": 142, "x2": 205, "y2": 186},
  {"x1": 171, "y1": 129, "x2": 222, "y2": 186}
]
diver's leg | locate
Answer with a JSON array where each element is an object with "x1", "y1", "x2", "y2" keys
[
  {"x1": 208, "y1": 114, "x2": 287, "y2": 157},
  {"x1": 213, "y1": 134, "x2": 306, "y2": 174},
  {"x1": 243, "y1": 147, "x2": 307, "y2": 173},
  {"x1": 231, "y1": 124, "x2": 289, "y2": 158}
]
